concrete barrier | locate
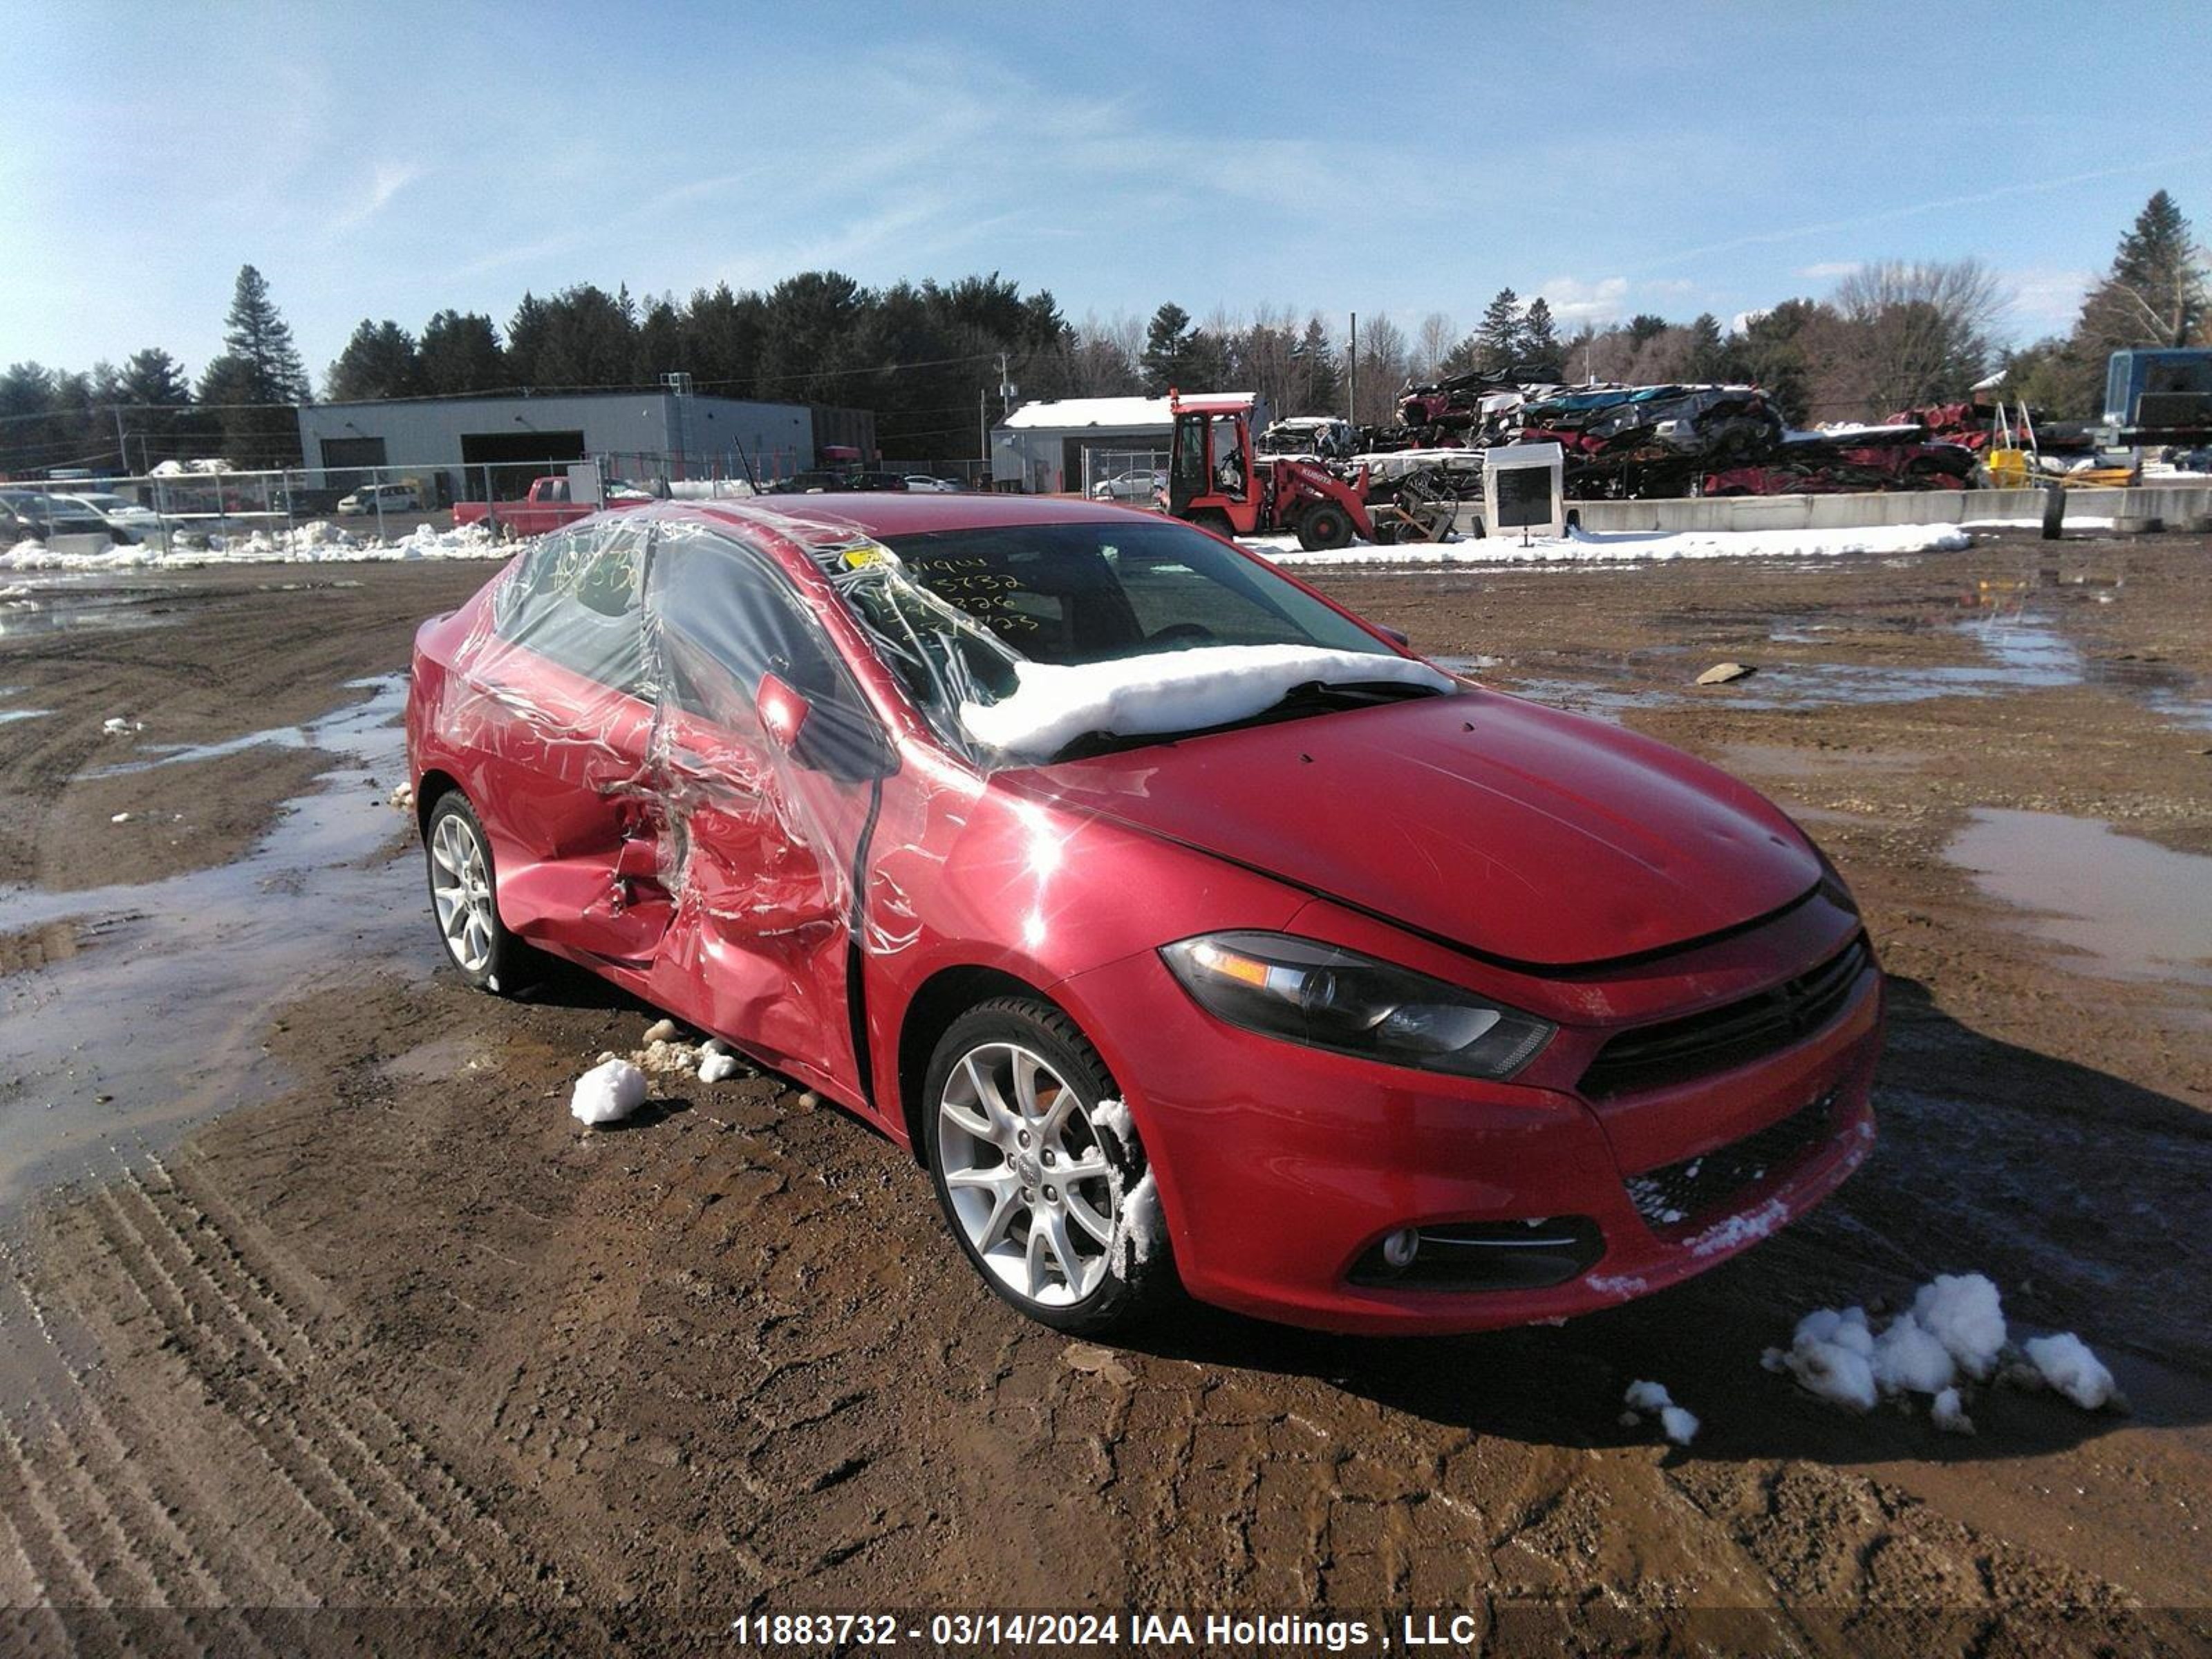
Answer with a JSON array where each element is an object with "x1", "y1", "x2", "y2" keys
[{"x1": 1454, "y1": 484, "x2": 2212, "y2": 538}]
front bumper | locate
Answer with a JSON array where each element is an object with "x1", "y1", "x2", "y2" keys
[{"x1": 1058, "y1": 912, "x2": 1882, "y2": 1336}]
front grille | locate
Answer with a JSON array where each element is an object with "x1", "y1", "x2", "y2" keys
[
  {"x1": 1625, "y1": 1091, "x2": 1837, "y2": 1230},
  {"x1": 1580, "y1": 936, "x2": 1870, "y2": 1098}
]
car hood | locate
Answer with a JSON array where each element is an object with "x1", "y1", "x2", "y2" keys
[{"x1": 1014, "y1": 688, "x2": 1820, "y2": 969}]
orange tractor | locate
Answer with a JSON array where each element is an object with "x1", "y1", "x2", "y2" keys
[{"x1": 1165, "y1": 392, "x2": 1461, "y2": 550}]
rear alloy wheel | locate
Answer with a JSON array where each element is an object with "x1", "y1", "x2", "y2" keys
[
  {"x1": 1297, "y1": 503, "x2": 1354, "y2": 551},
  {"x1": 424, "y1": 793, "x2": 537, "y2": 995},
  {"x1": 924, "y1": 998, "x2": 1172, "y2": 1334}
]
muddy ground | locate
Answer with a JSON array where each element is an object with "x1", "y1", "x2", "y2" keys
[{"x1": 0, "y1": 538, "x2": 2207, "y2": 1654}]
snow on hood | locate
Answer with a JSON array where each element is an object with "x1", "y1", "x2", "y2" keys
[{"x1": 959, "y1": 644, "x2": 1451, "y2": 762}]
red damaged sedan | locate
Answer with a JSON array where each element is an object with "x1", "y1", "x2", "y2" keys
[{"x1": 405, "y1": 495, "x2": 1880, "y2": 1336}]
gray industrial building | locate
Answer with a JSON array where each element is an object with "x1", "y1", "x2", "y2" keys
[{"x1": 297, "y1": 388, "x2": 876, "y2": 501}]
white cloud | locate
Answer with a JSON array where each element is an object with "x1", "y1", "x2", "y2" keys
[
  {"x1": 1796, "y1": 261, "x2": 1862, "y2": 281},
  {"x1": 2003, "y1": 265, "x2": 2091, "y2": 336},
  {"x1": 1536, "y1": 275, "x2": 1630, "y2": 324},
  {"x1": 330, "y1": 160, "x2": 422, "y2": 234}
]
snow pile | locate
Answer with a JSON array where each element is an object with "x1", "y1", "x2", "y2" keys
[
  {"x1": 1245, "y1": 522, "x2": 1971, "y2": 569},
  {"x1": 697, "y1": 1039, "x2": 742, "y2": 1084},
  {"x1": 0, "y1": 520, "x2": 507, "y2": 572},
  {"x1": 1766, "y1": 1272, "x2": 2120, "y2": 1428},
  {"x1": 570, "y1": 1058, "x2": 646, "y2": 1125},
  {"x1": 2020, "y1": 1333, "x2": 2117, "y2": 1411},
  {"x1": 1621, "y1": 1380, "x2": 1700, "y2": 1446},
  {"x1": 1911, "y1": 1273, "x2": 2008, "y2": 1380},
  {"x1": 102, "y1": 715, "x2": 142, "y2": 736},
  {"x1": 1768, "y1": 1306, "x2": 1880, "y2": 1412},
  {"x1": 960, "y1": 644, "x2": 1451, "y2": 761}
]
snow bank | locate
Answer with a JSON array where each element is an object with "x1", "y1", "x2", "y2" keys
[
  {"x1": 0, "y1": 521, "x2": 506, "y2": 572},
  {"x1": 1622, "y1": 1380, "x2": 1700, "y2": 1445},
  {"x1": 1244, "y1": 522, "x2": 1971, "y2": 569},
  {"x1": 570, "y1": 1058, "x2": 646, "y2": 1125},
  {"x1": 960, "y1": 644, "x2": 1450, "y2": 761}
]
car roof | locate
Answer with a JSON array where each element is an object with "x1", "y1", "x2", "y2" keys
[{"x1": 683, "y1": 490, "x2": 1164, "y2": 542}]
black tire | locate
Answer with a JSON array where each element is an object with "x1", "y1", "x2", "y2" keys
[
  {"x1": 1300, "y1": 503, "x2": 1354, "y2": 551},
  {"x1": 422, "y1": 791, "x2": 540, "y2": 995},
  {"x1": 921, "y1": 997, "x2": 1175, "y2": 1335},
  {"x1": 1186, "y1": 508, "x2": 1235, "y2": 540}
]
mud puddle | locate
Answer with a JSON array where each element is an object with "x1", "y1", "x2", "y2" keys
[
  {"x1": 1947, "y1": 809, "x2": 2212, "y2": 995},
  {"x1": 0, "y1": 676, "x2": 428, "y2": 1214},
  {"x1": 0, "y1": 585, "x2": 179, "y2": 639}
]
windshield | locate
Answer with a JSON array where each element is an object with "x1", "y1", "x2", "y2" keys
[{"x1": 831, "y1": 517, "x2": 1416, "y2": 765}]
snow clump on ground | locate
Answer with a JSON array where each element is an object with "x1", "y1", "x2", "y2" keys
[
  {"x1": 1766, "y1": 1271, "x2": 2120, "y2": 1430},
  {"x1": 570, "y1": 1058, "x2": 646, "y2": 1125},
  {"x1": 1621, "y1": 1380, "x2": 1700, "y2": 1446}
]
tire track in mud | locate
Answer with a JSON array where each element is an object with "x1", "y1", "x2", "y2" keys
[{"x1": 3, "y1": 1148, "x2": 603, "y2": 1621}]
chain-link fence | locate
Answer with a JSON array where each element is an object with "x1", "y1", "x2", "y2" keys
[
  {"x1": 3, "y1": 448, "x2": 1019, "y2": 555},
  {"x1": 1080, "y1": 447, "x2": 1170, "y2": 506}
]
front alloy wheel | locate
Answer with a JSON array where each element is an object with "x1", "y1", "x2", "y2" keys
[{"x1": 924, "y1": 998, "x2": 1172, "y2": 1334}]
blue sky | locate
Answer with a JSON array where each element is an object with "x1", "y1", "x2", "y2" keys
[{"x1": 5, "y1": 0, "x2": 2208, "y2": 384}]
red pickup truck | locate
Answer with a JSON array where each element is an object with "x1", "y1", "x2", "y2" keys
[{"x1": 452, "y1": 476, "x2": 650, "y2": 537}]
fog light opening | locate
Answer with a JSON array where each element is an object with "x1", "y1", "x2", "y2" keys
[{"x1": 1380, "y1": 1228, "x2": 1421, "y2": 1270}]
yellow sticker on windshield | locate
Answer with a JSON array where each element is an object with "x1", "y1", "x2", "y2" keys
[{"x1": 841, "y1": 541, "x2": 894, "y2": 570}]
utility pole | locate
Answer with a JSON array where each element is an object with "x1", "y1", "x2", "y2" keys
[
  {"x1": 112, "y1": 405, "x2": 129, "y2": 476},
  {"x1": 1347, "y1": 313, "x2": 1358, "y2": 426}
]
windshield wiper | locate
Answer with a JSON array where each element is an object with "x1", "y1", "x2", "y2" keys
[{"x1": 1044, "y1": 678, "x2": 1445, "y2": 763}]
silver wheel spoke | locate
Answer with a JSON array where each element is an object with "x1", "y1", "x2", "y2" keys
[
  {"x1": 1036, "y1": 1210, "x2": 1082, "y2": 1293},
  {"x1": 1064, "y1": 1189, "x2": 1115, "y2": 1246},
  {"x1": 977, "y1": 1189, "x2": 1022, "y2": 1254},
  {"x1": 1024, "y1": 1221, "x2": 1051, "y2": 1297},
  {"x1": 961, "y1": 1054, "x2": 1011, "y2": 1125},
  {"x1": 939, "y1": 1096, "x2": 995, "y2": 1143},
  {"x1": 1011, "y1": 1051, "x2": 1044, "y2": 1119},
  {"x1": 1056, "y1": 1152, "x2": 1110, "y2": 1185}
]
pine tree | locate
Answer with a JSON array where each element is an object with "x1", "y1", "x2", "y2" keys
[
  {"x1": 1685, "y1": 313, "x2": 1727, "y2": 381},
  {"x1": 1293, "y1": 317, "x2": 1340, "y2": 415},
  {"x1": 418, "y1": 311, "x2": 506, "y2": 394},
  {"x1": 115, "y1": 348, "x2": 194, "y2": 469},
  {"x1": 215, "y1": 265, "x2": 308, "y2": 403},
  {"x1": 2064, "y1": 191, "x2": 2210, "y2": 411},
  {"x1": 195, "y1": 265, "x2": 308, "y2": 464},
  {"x1": 1476, "y1": 289, "x2": 1523, "y2": 374},
  {"x1": 1520, "y1": 297, "x2": 1565, "y2": 380},
  {"x1": 1140, "y1": 303, "x2": 1197, "y2": 394},
  {"x1": 327, "y1": 320, "x2": 425, "y2": 402}
]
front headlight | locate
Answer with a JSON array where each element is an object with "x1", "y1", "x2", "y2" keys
[{"x1": 1160, "y1": 931, "x2": 1553, "y2": 1080}]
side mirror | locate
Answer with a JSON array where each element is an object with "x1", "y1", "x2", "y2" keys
[
  {"x1": 1376, "y1": 624, "x2": 1411, "y2": 649},
  {"x1": 756, "y1": 672, "x2": 811, "y2": 752}
]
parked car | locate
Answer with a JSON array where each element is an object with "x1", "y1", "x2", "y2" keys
[
  {"x1": 407, "y1": 496, "x2": 1880, "y2": 1336},
  {"x1": 337, "y1": 481, "x2": 422, "y2": 515},
  {"x1": 0, "y1": 489, "x2": 141, "y2": 545},
  {"x1": 1092, "y1": 469, "x2": 1165, "y2": 503},
  {"x1": 55, "y1": 491, "x2": 162, "y2": 538},
  {"x1": 903, "y1": 475, "x2": 960, "y2": 493}
]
